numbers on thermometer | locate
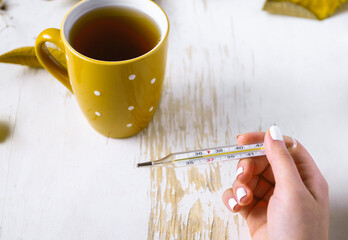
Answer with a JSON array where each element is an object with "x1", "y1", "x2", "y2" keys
[
  {"x1": 215, "y1": 148, "x2": 223, "y2": 153},
  {"x1": 186, "y1": 160, "x2": 195, "y2": 165},
  {"x1": 195, "y1": 151, "x2": 203, "y2": 156}
]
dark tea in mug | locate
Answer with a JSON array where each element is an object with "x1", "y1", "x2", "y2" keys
[{"x1": 69, "y1": 6, "x2": 161, "y2": 61}]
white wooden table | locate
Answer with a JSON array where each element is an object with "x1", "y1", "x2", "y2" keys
[{"x1": 1, "y1": 0, "x2": 348, "y2": 239}]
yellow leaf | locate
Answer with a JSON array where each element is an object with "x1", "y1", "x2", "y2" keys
[
  {"x1": 0, "y1": 46, "x2": 67, "y2": 69},
  {"x1": 0, "y1": 47, "x2": 41, "y2": 68},
  {"x1": 263, "y1": 0, "x2": 348, "y2": 20}
]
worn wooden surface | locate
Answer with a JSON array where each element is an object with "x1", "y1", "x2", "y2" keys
[{"x1": 1, "y1": 0, "x2": 348, "y2": 239}]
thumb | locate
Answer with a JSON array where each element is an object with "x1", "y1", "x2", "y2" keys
[{"x1": 265, "y1": 126, "x2": 302, "y2": 188}]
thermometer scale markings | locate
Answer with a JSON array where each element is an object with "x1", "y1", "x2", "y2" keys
[
  {"x1": 137, "y1": 143, "x2": 266, "y2": 168},
  {"x1": 173, "y1": 143, "x2": 265, "y2": 163},
  {"x1": 174, "y1": 143, "x2": 265, "y2": 161}
]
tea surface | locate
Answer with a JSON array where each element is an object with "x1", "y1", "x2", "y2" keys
[{"x1": 69, "y1": 6, "x2": 160, "y2": 61}]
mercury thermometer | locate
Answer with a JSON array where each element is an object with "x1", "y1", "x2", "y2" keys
[{"x1": 137, "y1": 143, "x2": 266, "y2": 168}]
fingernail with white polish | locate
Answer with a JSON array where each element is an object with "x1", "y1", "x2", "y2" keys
[
  {"x1": 228, "y1": 198, "x2": 237, "y2": 211},
  {"x1": 270, "y1": 126, "x2": 284, "y2": 141},
  {"x1": 236, "y1": 187, "x2": 247, "y2": 202},
  {"x1": 235, "y1": 167, "x2": 243, "y2": 179}
]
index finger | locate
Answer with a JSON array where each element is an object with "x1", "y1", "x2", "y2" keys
[{"x1": 236, "y1": 132, "x2": 302, "y2": 184}]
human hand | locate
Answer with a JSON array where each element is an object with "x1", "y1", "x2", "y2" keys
[{"x1": 222, "y1": 126, "x2": 329, "y2": 240}]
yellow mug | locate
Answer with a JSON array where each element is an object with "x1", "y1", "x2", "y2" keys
[{"x1": 35, "y1": 0, "x2": 169, "y2": 138}]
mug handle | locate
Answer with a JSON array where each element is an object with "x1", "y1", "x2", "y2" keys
[{"x1": 35, "y1": 28, "x2": 73, "y2": 93}]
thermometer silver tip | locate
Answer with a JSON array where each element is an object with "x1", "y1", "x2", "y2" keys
[{"x1": 137, "y1": 161, "x2": 153, "y2": 167}]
